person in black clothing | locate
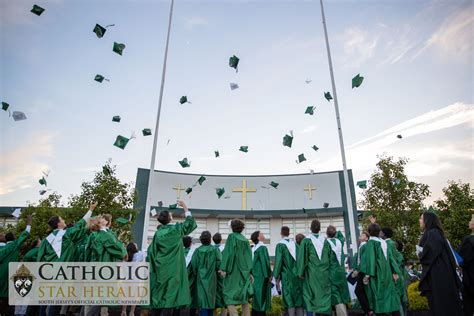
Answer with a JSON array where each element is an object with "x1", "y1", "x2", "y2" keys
[
  {"x1": 418, "y1": 212, "x2": 462, "y2": 316},
  {"x1": 458, "y1": 215, "x2": 474, "y2": 316}
]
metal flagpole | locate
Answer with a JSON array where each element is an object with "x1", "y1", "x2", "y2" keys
[
  {"x1": 141, "y1": 0, "x2": 175, "y2": 251},
  {"x1": 319, "y1": 0, "x2": 358, "y2": 254}
]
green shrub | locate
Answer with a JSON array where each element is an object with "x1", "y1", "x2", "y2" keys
[
  {"x1": 269, "y1": 296, "x2": 284, "y2": 316},
  {"x1": 408, "y1": 281, "x2": 429, "y2": 310}
]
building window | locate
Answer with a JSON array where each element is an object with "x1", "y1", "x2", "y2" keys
[{"x1": 218, "y1": 218, "x2": 271, "y2": 242}]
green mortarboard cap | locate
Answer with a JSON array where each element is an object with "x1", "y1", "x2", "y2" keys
[
  {"x1": 198, "y1": 176, "x2": 206, "y2": 185},
  {"x1": 239, "y1": 146, "x2": 249, "y2": 153},
  {"x1": 305, "y1": 106, "x2": 315, "y2": 115},
  {"x1": 2, "y1": 102, "x2": 9, "y2": 111},
  {"x1": 113, "y1": 42, "x2": 126, "y2": 55},
  {"x1": 113, "y1": 135, "x2": 129, "y2": 150},
  {"x1": 142, "y1": 128, "x2": 152, "y2": 136},
  {"x1": 31, "y1": 4, "x2": 45, "y2": 16},
  {"x1": 93, "y1": 24, "x2": 107, "y2": 38},
  {"x1": 356, "y1": 180, "x2": 367, "y2": 189},
  {"x1": 352, "y1": 74, "x2": 364, "y2": 88},
  {"x1": 169, "y1": 204, "x2": 177, "y2": 209},
  {"x1": 39, "y1": 189, "x2": 48, "y2": 195},
  {"x1": 312, "y1": 145, "x2": 319, "y2": 151},
  {"x1": 157, "y1": 201, "x2": 163, "y2": 207},
  {"x1": 216, "y1": 188, "x2": 225, "y2": 199},
  {"x1": 215, "y1": 150, "x2": 220, "y2": 158},
  {"x1": 297, "y1": 153, "x2": 306, "y2": 163},
  {"x1": 269, "y1": 181, "x2": 279, "y2": 189},
  {"x1": 116, "y1": 217, "x2": 129, "y2": 225},
  {"x1": 323, "y1": 202, "x2": 329, "y2": 208},
  {"x1": 185, "y1": 187, "x2": 192, "y2": 194},
  {"x1": 179, "y1": 158, "x2": 191, "y2": 168},
  {"x1": 12, "y1": 111, "x2": 27, "y2": 121},
  {"x1": 39, "y1": 177, "x2": 47, "y2": 186},
  {"x1": 229, "y1": 55, "x2": 239, "y2": 71},
  {"x1": 94, "y1": 74, "x2": 105, "y2": 83},
  {"x1": 103, "y1": 165, "x2": 112, "y2": 175},
  {"x1": 112, "y1": 115, "x2": 121, "y2": 122},
  {"x1": 324, "y1": 92, "x2": 333, "y2": 101},
  {"x1": 397, "y1": 134, "x2": 403, "y2": 139},
  {"x1": 230, "y1": 83, "x2": 239, "y2": 90},
  {"x1": 179, "y1": 96, "x2": 188, "y2": 104},
  {"x1": 283, "y1": 133, "x2": 293, "y2": 148}
]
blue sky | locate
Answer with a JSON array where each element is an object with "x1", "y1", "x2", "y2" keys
[{"x1": 1, "y1": 0, "x2": 472, "y2": 206}]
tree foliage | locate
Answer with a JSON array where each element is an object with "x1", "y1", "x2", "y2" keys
[
  {"x1": 435, "y1": 181, "x2": 474, "y2": 248},
  {"x1": 360, "y1": 155, "x2": 430, "y2": 260}
]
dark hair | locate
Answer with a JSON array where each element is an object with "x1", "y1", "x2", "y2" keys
[
  {"x1": 126, "y1": 242, "x2": 138, "y2": 262},
  {"x1": 183, "y1": 236, "x2": 193, "y2": 248},
  {"x1": 395, "y1": 240, "x2": 404, "y2": 252},
  {"x1": 422, "y1": 212, "x2": 445, "y2": 236},
  {"x1": 326, "y1": 225, "x2": 336, "y2": 238},
  {"x1": 295, "y1": 233, "x2": 305, "y2": 245},
  {"x1": 231, "y1": 219, "x2": 245, "y2": 233},
  {"x1": 251, "y1": 231, "x2": 260, "y2": 244},
  {"x1": 5, "y1": 232, "x2": 15, "y2": 242},
  {"x1": 200, "y1": 231, "x2": 212, "y2": 245},
  {"x1": 281, "y1": 226, "x2": 290, "y2": 237},
  {"x1": 158, "y1": 211, "x2": 171, "y2": 225},
  {"x1": 381, "y1": 227, "x2": 394, "y2": 239},
  {"x1": 368, "y1": 223, "x2": 381, "y2": 237},
  {"x1": 48, "y1": 216, "x2": 60, "y2": 230},
  {"x1": 66, "y1": 223, "x2": 74, "y2": 229},
  {"x1": 310, "y1": 219, "x2": 321, "y2": 234},
  {"x1": 212, "y1": 232, "x2": 222, "y2": 244}
]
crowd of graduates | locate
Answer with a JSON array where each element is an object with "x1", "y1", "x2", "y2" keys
[{"x1": 0, "y1": 201, "x2": 472, "y2": 316}]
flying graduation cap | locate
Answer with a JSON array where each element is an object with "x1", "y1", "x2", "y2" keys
[
  {"x1": 197, "y1": 176, "x2": 206, "y2": 185},
  {"x1": 305, "y1": 79, "x2": 312, "y2": 84},
  {"x1": 356, "y1": 180, "x2": 367, "y2": 189},
  {"x1": 216, "y1": 188, "x2": 225, "y2": 199},
  {"x1": 397, "y1": 134, "x2": 403, "y2": 139},
  {"x1": 179, "y1": 96, "x2": 190, "y2": 104},
  {"x1": 2, "y1": 102, "x2": 9, "y2": 111},
  {"x1": 352, "y1": 74, "x2": 364, "y2": 88},
  {"x1": 323, "y1": 202, "x2": 329, "y2": 208},
  {"x1": 239, "y1": 146, "x2": 249, "y2": 153},
  {"x1": 92, "y1": 23, "x2": 115, "y2": 39},
  {"x1": 283, "y1": 132, "x2": 293, "y2": 148},
  {"x1": 39, "y1": 177, "x2": 47, "y2": 186},
  {"x1": 185, "y1": 187, "x2": 192, "y2": 194},
  {"x1": 12, "y1": 111, "x2": 27, "y2": 121},
  {"x1": 112, "y1": 115, "x2": 121, "y2": 123},
  {"x1": 324, "y1": 92, "x2": 333, "y2": 102},
  {"x1": 179, "y1": 158, "x2": 191, "y2": 168},
  {"x1": 230, "y1": 83, "x2": 239, "y2": 90},
  {"x1": 297, "y1": 154, "x2": 306, "y2": 164},
  {"x1": 94, "y1": 74, "x2": 110, "y2": 83},
  {"x1": 116, "y1": 216, "x2": 130, "y2": 225},
  {"x1": 12, "y1": 208, "x2": 22, "y2": 219},
  {"x1": 113, "y1": 135, "x2": 130, "y2": 150},
  {"x1": 229, "y1": 55, "x2": 239, "y2": 72},
  {"x1": 169, "y1": 204, "x2": 177, "y2": 210},
  {"x1": 39, "y1": 189, "x2": 50, "y2": 195},
  {"x1": 142, "y1": 128, "x2": 152, "y2": 136},
  {"x1": 31, "y1": 4, "x2": 45, "y2": 16},
  {"x1": 113, "y1": 42, "x2": 126, "y2": 55},
  {"x1": 312, "y1": 145, "x2": 319, "y2": 151},
  {"x1": 269, "y1": 181, "x2": 279, "y2": 189},
  {"x1": 305, "y1": 106, "x2": 316, "y2": 115},
  {"x1": 215, "y1": 150, "x2": 220, "y2": 158}
]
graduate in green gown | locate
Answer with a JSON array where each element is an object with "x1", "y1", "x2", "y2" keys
[
  {"x1": 326, "y1": 226, "x2": 350, "y2": 316},
  {"x1": 212, "y1": 233, "x2": 227, "y2": 316},
  {"x1": 0, "y1": 215, "x2": 32, "y2": 315},
  {"x1": 350, "y1": 232, "x2": 372, "y2": 315},
  {"x1": 183, "y1": 235, "x2": 198, "y2": 314},
  {"x1": 37, "y1": 202, "x2": 97, "y2": 262},
  {"x1": 189, "y1": 231, "x2": 222, "y2": 316},
  {"x1": 296, "y1": 219, "x2": 332, "y2": 315},
  {"x1": 87, "y1": 215, "x2": 126, "y2": 262},
  {"x1": 359, "y1": 224, "x2": 401, "y2": 315},
  {"x1": 273, "y1": 226, "x2": 303, "y2": 316},
  {"x1": 147, "y1": 201, "x2": 197, "y2": 313},
  {"x1": 219, "y1": 219, "x2": 252, "y2": 316},
  {"x1": 23, "y1": 238, "x2": 41, "y2": 262},
  {"x1": 250, "y1": 231, "x2": 271, "y2": 316}
]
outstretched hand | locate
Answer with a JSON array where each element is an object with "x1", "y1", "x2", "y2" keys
[
  {"x1": 177, "y1": 200, "x2": 188, "y2": 211},
  {"x1": 89, "y1": 201, "x2": 98, "y2": 211},
  {"x1": 26, "y1": 215, "x2": 33, "y2": 226},
  {"x1": 368, "y1": 215, "x2": 376, "y2": 224}
]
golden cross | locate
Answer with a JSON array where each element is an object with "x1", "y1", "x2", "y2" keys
[
  {"x1": 232, "y1": 179, "x2": 257, "y2": 210},
  {"x1": 172, "y1": 184, "x2": 185, "y2": 199},
  {"x1": 304, "y1": 184, "x2": 316, "y2": 199}
]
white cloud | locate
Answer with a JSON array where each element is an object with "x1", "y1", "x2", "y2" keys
[
  {"x1": 298, "y1": 125, "x2": 317, "y2": 134},
  {"x1": 183, "y1": 17, "x2": 209, "y2": 31},
  {"x1": 342, "y1": 27, "x2": 378, "y2": 67}
]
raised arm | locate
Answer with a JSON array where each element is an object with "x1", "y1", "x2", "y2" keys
[{"x1": 176, "y1": 201, "x2": 197, "y2": 236}]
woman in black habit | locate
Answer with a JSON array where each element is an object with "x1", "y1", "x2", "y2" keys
[{"x1": 418, "y1": 212, "x2": 463, "y2": 315}]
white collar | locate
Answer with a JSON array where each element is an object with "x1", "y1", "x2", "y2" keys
[
  {"x1": 328, "y1": 238, "x2": 343, "y2": 265},
  {"x1": 252, "y1": 242, "x2": 265, "y2": 258},
  {"x1": 370, "y1": 237, "x2": 388, "y2": 259},
  {"x1": 278, "y1": 238, "x2": 296, "y2": 260},
  {"x1": 100, "y1": 227, "x2": 108, "y2": 232},
  {"x1": 306, "y1": 234, "x2": 325, "y2": 259},
  {"x1": 0, "y1": 242, "x2": 5, "y2": 247}
]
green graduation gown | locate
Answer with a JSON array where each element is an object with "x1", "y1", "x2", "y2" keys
[
  {"x1": 214, "y1": 244, "x2": 225, "y2": 308},
  {"x1": 296, "y1": 234, "x2": 332, "y2": 314},
  {"x1": 189, "y1": 244, "x2": 222, "y2": 309},
  {"x1": 359, "y1": 238, "x2": 400, "y2": 314},
  {"x1": 147, "y1": 216, "x2": 197, "y2": 308},
  {"x1": 386, "y1": 239, "x2": 408, "y2": 308},
  {"x1": 273, "y1": 239, "x2": 303, "y2": 309},
  {"x1": 327, "y1": 231, "x2": 350, "y2": 306},
  {"x1": 252, "y1": 243, "x2": 272, "y2": 312},
  {"x1": 88, "y1": 229, "x2": 126, "y2": 262},
  {"x1": 23, "y1": 247, "x2": 39, "y2": 262},
  {"x1": 220, "y1": 232, "x2": 253, "y2": 306},
  {"x1": 37, "y1": 217, "x2": 89, "y2": 262},
  {"x1": 0, "y1": 229, "x2": 30, "y2": 297}
]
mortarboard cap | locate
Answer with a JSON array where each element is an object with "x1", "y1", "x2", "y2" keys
[
  {"x1": 39, "y1": 177, "x2": 47, "y2": 186},
  {"x1": 112, "y1": 115, "x2": 121, "y2": 122},
  {"x1": 39, "y1": 190, "x2": 48, "y2": 195},
  {"x1": 230, "y1": 83, "x2": 239, "y2": 90},
  {"x1": 324, "y1": 92, "x2": 333, "y2": 102},
  {"x1": 198, "y1": 176, "x2": 206, "y2": 185},
  {"x1": 179, "y1": 158, "x2": 191, "y2": 168},
  {"x1": 113, "y1": 135, "x2": 129, "y2": 150},
  {"x1": 397, "y1": 134, "x2": 403, "y2": 139},
  {"x1": 94, "y1": 74, "x2": 105, "y2": 83},
  {"x1": 305, "y1": 79, "x2": 312, "y2": 84},
  {"x1": 169, "y1": 204, "x2": 177, "y2": 209},
  {"x1": 12, "y1": 208, "x2": 22, "y2": 218},
  {"x1": 2, "y1": 102, "x2": 9, "y2": 111},
  {"x1": 283, "y1": 133, "x2": 293, "y2": 148},
  {"x1": 323, "y1": 202, "x2": 329, "y2": 208},
  {"x1": 356, "y1": 180, "x2": 367, "y2": 189},
  {"x1": 185, "y1": 187, "x2": 192, "y2": 194},
  {"x1": 116, "y1": 217, "x2": 129, "y2": 225},
  {"x1": 352, "y1": 74, "x2": 364, "y2": 88},
  {"x1": 216, "y1": 187, "x2": 225, "y2": 199},
  {"x1": 157, "y1": 201, "x2": 163, "y2": 207},
  {"x1": 12, "y1": 111, "x2": 27, "y2": 121},
  {"x1": 113, "y1": 42, "x2": 126, "y2": 55},
  {"x1": 179, "y1": 96, "x2": 189, "y2": 104},
  {"x1": 150, "y1": 208, "x2": 157, "y2": 217},
  {"x1": 297, "y1": 153, "x2": 306, "y2": 163},
  {"x1": 305, "y1": 106, "x2": 315, "y2": 115},
  {"x1": 31, "y1": 4, "x2": 45, "y2": 16},
  {"x1": 312, "y1": 145, "x2": 319, "y2": 151},
  {"x1": 269, "y1": 181, "x2": 279, "y2": 189},
  {"x1": 229, "y1": 55, "x2": 239, "y2": 72},
  {"x1": 215, "y1": 150, "x2": 220, "y2": 158},
  {"x1": 142, "y1": 128, "x2": 152, "y2": 136},
  {"x1": 93, "y1": 24, "x2": 106, "y2": 38},
  {"x1": 239, "y1": 146, "x2": 249, "y2": 153}
]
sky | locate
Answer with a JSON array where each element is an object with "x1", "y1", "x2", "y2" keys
[{"x1": 0, "y1": 0, "x2": 473, "y2": 207}]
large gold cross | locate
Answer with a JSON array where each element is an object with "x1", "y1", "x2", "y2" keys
[
  {"x1": 232, "y1": 179, "x2": 257, "y2": 210},
  {"x1": 172, "y1": 184, "x2": 185, "y2": 199},
  {"x1": 304, "y1": 184, "x2": 316, "y2": 199}
]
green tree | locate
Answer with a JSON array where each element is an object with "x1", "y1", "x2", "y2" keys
[
  {"x1": 435, "y1": 181, "x2": 474, "y2": 248},
  {"x1": 360, "y1": 155, "x2": 430, "y2": 259}
]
